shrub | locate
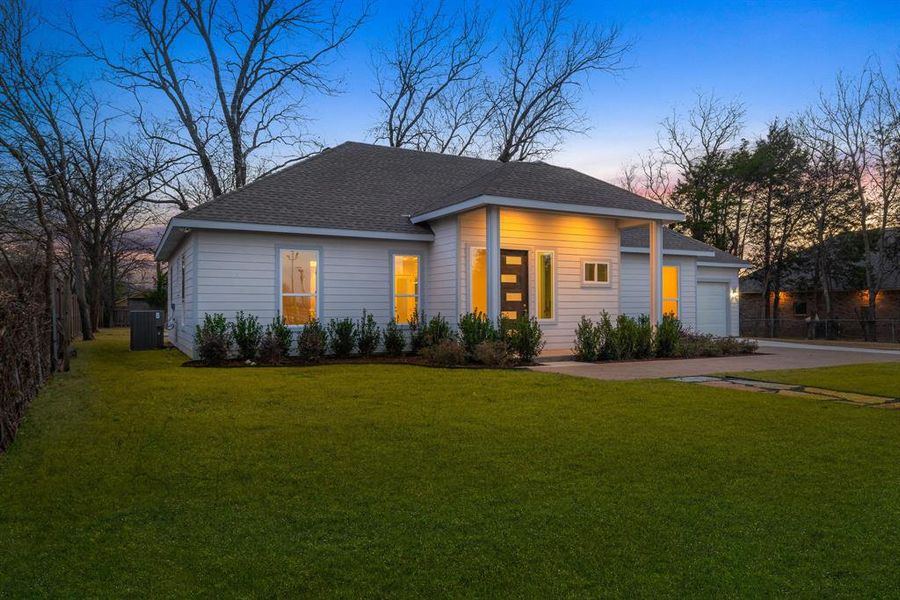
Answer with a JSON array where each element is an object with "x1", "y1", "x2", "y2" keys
[
  {"x1": 655, "y1": 314, "x2": 682, "y2": 358},
  {"x1": 458, "y1": 311, "x2": 499, "y2": 356},
  {"x1": 328, "y1": 317, "x2": 357, "y2": 357},
  {"x1": 595, "y1": 311, "x2": 617, "y2": 360},
  {"x1": 424, "y1": 314, "x2": 453, "y2": 347},
  {"x1": 634, "y1": 315, "x2": 654, "y2": 359},
  {"x1": 504, "y1": 314, "x2": 545, "y2": 364},
  {"x1": 676, "y1": 332, "x2": 722, "y2": 358},
  {"x1": 410, "y1": 312, "x2": 453, "y2": 352},
  {"x1": 408, "y1": 310, "x2": 427, "y2": 352},
  {"x1": 420, "y1": 338, "x2": 466, "y2": 367},
  {"x1": 270, "y1": 315, "x2": 294, "y2": 354},
  {"x1": 296, "y1": 318, "x2": 328, "y2": 362},
  {"x1": 473, "y1": 340, "x2": 513, "y2": 368},
  {"x1": 676, "y1": 332, "x2": 758, "y2": 358},
  {"x1": 194, "y1": 313, "x2": 232, "y2": 365},
  {"x1": 356, "y1": 310, "x2": 380, "y2": 357},
  {"x1": 258, "y1": 332, "x2": 282, "y2": 364},
  {"x1": 573, "y1": 316, "x2": 600, "y2": 361},
  {"x1": 231, "y1": 311, "x2": 262, "y2": 361},
  {"x1": 613, "y1": 314, "x2": 639, "y2": 360},
  {"x1": 258, "y1": 316, "x2": 293, "y2": 364},
  {"x1": 382, "y1": 319, "x2": 406, "y2": 356}
]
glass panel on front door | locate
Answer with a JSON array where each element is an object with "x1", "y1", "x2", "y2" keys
[{"x1": 500, "y1": 249, "x2": 528, "y2": 320}]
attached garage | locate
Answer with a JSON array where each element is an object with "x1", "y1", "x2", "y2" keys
[
  {"x1": 697, "y1": 281, "x2": 729, "y2": 336},
  {"x1": 620, "y1": 227, "x2": 751, "y2": 337}
]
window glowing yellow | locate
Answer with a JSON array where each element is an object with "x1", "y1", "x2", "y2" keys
[
  {"x1": 471, "y1": 248, "x2": 487, "y2": 314},
  {"x1": 393, "y1": 255, "x2": 419, "y2": 324},
  {"x1": 281, "y1": 249, "x2": 318, "y2": 325},
  {"x1": 501, "y1": 274, "x2": 517, "y2": 283},
  {"x1": 505, "y1": 255, "x2": 522, "y2": 265},
  {"x1": 537, "y1": 251, "x2": 553, "y2": 319},
  {"x1": 506, "y1": 292, "x2": 522, "y2": 302},
  {"x1": 662, "y1": 265, "x2": 679, "y2": 317}
]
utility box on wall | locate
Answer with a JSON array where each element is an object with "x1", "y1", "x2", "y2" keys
[{"x1": 130, "y1": 310, "x2": 165, "y2": 351}]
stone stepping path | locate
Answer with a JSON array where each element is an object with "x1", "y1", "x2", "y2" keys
[{"x1": 668, "y1": 375, "x2": 900, "y2": 409}]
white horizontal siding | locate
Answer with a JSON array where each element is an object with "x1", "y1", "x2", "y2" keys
[
  {"x1": 194, "y1": 230, "x2": 429, "y2": 335},
  {"x1": 426, "y1": 216, "x2": 458, "y2": 321},
  {"x1": 458, "y1": 207, "x2": 621, "y2": 350},
  {"x1": 620, "y1": 253, "x2": 698, "y2": 331},
  {"x1": 167, "y1": 237, "x2": 196, "y2": 357}
]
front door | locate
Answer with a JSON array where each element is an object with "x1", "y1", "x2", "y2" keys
[{"x1": 500, "y1": 249, "x2": 529, "y2": 320}]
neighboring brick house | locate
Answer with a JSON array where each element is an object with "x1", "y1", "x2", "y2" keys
[{"x1": 739, "y1": 230, "x2": 900, "y2": 341}]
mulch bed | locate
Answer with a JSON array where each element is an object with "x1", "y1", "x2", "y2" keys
[{"x1": 181, "y1": 355, "x2": 535, "y2": 369}]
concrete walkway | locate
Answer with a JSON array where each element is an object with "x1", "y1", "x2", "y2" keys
[{"x1": 530, "y1": 340, "x2": 900, "y2": 381}]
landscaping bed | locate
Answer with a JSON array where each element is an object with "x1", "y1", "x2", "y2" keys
[{"x1": 572, "y1": 312, "x2": 757, "y2": 363}]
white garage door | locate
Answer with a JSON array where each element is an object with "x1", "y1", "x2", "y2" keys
[{"x1": 697, "y1": 282, "x2": 729, "y2": 336}]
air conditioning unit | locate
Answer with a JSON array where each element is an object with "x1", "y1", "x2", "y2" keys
[{"x1": 129, "y1": 310, "x2": 165, "y2": 351}]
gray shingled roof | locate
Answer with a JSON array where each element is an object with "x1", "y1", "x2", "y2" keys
[
  {"x1": 415, "y1": 158, "x2": 682, "y2": 218},
  {"x1": 620, "y1": 226, "x2": 751, "y2": 266},
  {"x1": 175, "y1": 142, "x2": 681, "y2": 236}
]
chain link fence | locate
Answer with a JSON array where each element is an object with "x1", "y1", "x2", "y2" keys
[{"x1": 741, "y1": 318, "x2": 900, "y2": 344}]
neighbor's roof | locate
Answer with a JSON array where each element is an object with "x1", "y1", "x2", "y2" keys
[
  {"x1": 620, "y1": 226, "x2": 752, "y2": 267},
  {"x1": 157, "y1": 142, "x2": 683, "y2": 260}
]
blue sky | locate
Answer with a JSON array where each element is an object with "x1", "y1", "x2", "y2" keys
[{"x1": 62, "y1": 0, "x2": 900, "y2": 181}]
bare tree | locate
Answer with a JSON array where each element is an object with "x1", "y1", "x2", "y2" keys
[
  {"x1": 489, "y1": 0, "x2": 628, "y2": 162},
  {"x1": 372, "y1": 0, "x2": 489, "y2": 155},
  {"x1": 371, "y1": 0, "x2": 628, "y2": 162},
  {"x1": 658, "y1": 92, "x2": 745, "y2": 173},
  {"x1": 82, "y1": 0, "x2": 369, "y2": 204},
  {"x1": 0, "y1": 0, "x2": 94, "y2": 339},
  {"x1": 648, "y1": 93, "x2": 748, "y2": 250},
  {"x1": 619, "y1": 151, "x2": 672, "y2": 204},
  {"x1": 807, "y1": 66, "x2": 900, "y2": 334}
]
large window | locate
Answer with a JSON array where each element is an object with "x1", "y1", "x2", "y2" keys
[
  {"x1": 537, "y1": 251, "x2": 554, "y2": 320},
  {"x1": 470, "y1": 247, "x2": 487, "y2": 314},
  {"x1": 662, "y1": 265, "x2": 679, "y2": 317},
  {"x1": 280, "y1": 249, "x2": 318, "y2": 325},
  {"x1": 393, "y1": 254, "x2": 420, "y2": 324}
]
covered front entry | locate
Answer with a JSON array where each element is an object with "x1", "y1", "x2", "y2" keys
[{"x1": 500, "y1": 249, "x2": 528, "y2": 319}]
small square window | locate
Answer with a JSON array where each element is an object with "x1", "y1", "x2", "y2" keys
[
  {"x1": 582, "y1": 261, "x2": 610, "y2": 285},
  {"x1": 794, "y1": 301, "x2": 808, "y2": 316}
]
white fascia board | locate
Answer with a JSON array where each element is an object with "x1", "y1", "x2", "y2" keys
[
  {"x1": 154, "y1": 219, "x2": 180, "y2": 262},
  {"x1": 620, "y1": 246, "x2": 715, "y2": 257},
  {"x1": 410, "y1": 194, "x2": 686, "y2": 224},
  {"x1": 697, "y1": 260, "x2": 753, "y2": 269}
]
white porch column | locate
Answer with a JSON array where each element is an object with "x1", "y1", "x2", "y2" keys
[
  {"x1": 486, "y1": 205, "x2": 501, "y2": 319},
  {"x1": 649, "y1": 220, "x2": 664, "y2": 325}
]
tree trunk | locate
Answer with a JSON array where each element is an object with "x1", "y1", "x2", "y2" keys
[{"x1": 68, "y1": 232, "x2": 94, "y2": 341}]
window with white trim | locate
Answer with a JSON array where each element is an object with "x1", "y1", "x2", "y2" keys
[
  {"x1": 536, "y1": 250, "x2": 554, "y2": 320},
  {"x1": 393, "y1": 254, "x2": 420, "y2": 324},
  {"x1": 662, "y1": 265, "x2": 679, "y2": 317},
  {"x1": 470, "y1": 247, "x2": 487, "y2": 314},
  {"x1": 280, "y1": 249, "x2": 318, "y2": 325},
  {"x1": 582, "y1": 261, "x2": 610, "y2": 285}
]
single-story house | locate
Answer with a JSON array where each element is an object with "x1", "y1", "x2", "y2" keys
[{"x1": 155, "y1": 142, "x2": 749, "y2": 357}]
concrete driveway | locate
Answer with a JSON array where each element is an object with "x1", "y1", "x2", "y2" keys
[{"x1": 530, "y1": 340, "x2": 900, "y2": 381}]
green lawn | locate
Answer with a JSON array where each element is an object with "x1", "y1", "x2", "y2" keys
[
  {"x1": 725, "y1": 362, "x2": 900, "y2": 399},
  {"x1": 2, "y1": 330, "x2": 899, "y2": 597}
]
